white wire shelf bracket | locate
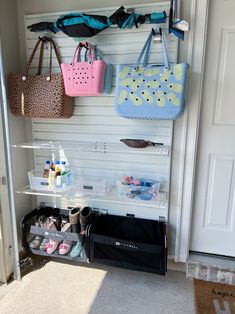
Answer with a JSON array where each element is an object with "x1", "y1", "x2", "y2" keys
[
  {"x1": 11, "y1": 141, "x2": 171, "y2": 156},
  {"x1": 15, "y1": 185, "x2": 168, "y2": 210}
]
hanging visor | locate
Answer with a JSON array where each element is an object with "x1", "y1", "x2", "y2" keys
[{"x1": 120, "y1": 139, "x2": 164, "y2": 148}]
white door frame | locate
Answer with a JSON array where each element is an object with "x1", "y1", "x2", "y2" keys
[
  {"x1": 174, "y1": 0, "x2": 210, "y2": 262},
  {"x1": 0, "y1": 211, "x2": 7, "y2": 283}
]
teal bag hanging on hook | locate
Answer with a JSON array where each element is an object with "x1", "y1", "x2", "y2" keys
[
  {"x1": 84, "y1": 44, "x2": 113, "y2": 94},
  {"x1": 114, "y1": 29, "x2": 189, "y2": 120}
]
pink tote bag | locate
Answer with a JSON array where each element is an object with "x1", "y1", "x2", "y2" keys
[{"x1": 61, "y1": 42, "x2": 106, "y2": 96}]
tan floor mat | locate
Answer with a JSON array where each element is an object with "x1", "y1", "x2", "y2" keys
[{"x1": 194, "y1": 279, "x2": 235, "y2": 314}]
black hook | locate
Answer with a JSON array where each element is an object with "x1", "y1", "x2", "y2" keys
[
  {"x1": 79, "y1": 42, "x2": 89, "y2": 49},
  {"x1": 38, "y1": 36, "x2": 52, "y2": 43},
  {"x1": 151, "y1": 28, "x2": 162, "y2": 42}
]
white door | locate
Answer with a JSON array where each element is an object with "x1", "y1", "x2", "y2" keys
[{"x1": 190, "y1": 0, "x2": 235, "y2": 256}]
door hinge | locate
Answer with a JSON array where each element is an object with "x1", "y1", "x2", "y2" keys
[
  {"x1": 1, "y1": 176, "x2": 7, "y2": 185},
  {"x1": 8, "y1": 245, "x2": 13, "y2": 255}
]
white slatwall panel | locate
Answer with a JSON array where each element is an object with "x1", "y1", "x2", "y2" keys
[{"x1": 24, "y1": 2, "x2": 175, "y2": 220}]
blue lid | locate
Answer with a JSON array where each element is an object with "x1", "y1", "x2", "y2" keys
[
  {"x1": 55, "y1": 160, "x2": 60, "y2": 164},
  {"x1": 61, "y1": 161, "x2": 66, "y2": 165},
  {"x1": 46, "y1": 160, "x2": 50, "y2": 164}
]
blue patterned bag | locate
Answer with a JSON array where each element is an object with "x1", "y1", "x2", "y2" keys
[{"x1": 115, "y1": 29, "x2": 189, "y2": 120}]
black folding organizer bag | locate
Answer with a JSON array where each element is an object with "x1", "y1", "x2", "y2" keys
[
  {"x1": 87, "y1": 214, "x2": 167, "y2": 275},
  {"x1": 21, "y1": 206, "x2": 87, "y2": 262}
]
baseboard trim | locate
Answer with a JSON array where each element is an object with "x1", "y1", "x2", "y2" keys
[{"x1": 168, "y1": 258, "x2": 186, "y2": 273}]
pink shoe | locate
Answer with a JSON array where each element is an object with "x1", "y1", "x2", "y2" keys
[
  {"x1": 47, "y1": 241, "x2": 60, "y2": 254},
  {"x1": 59, "y1": 222, "x2": 73, "y2": 255},
  {"x1": 46, "y1": 217, "x2": 62, "y2": 255},
  {"x1": 59, "y1": 242, "x2": 72, "y2": 255}
]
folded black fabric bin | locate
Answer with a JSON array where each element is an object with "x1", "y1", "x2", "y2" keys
[
  {"x1": 21, "y1": 206, "x2": 87, "y2": 262},
  {"x1": 88, "y1": 214, "x2": 167, "y2": 275}
]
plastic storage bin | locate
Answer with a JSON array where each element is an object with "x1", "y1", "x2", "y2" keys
[
  {"x1": 116, "y1": 177, "x2": 161, "y2": 201},
  {"x1": 28, "y1": 169, "x2": 72, "y2": 192},
  {"x1": 88, "y1": 214, "x2": 167, "y2": 275},
  {"x1": 77, "y1": 176, "x2": 106, "y2": 196}
]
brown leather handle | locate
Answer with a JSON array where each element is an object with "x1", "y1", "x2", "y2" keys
[
  {"x1": 23, "y1": 36, "x2": 61, "y2": 78},
  {"x1": 36, "y1": 40, "x2": 45, "y2": 75},
  {"x1": 24, "y1": 38, "x2": 42, "y2": 76},
  {"x1": 46, "y1": 37, "x2": 62, "y2": 65}
]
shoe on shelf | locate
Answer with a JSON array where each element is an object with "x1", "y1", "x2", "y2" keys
[
  {"x1": 29, "y1": 219, "x2": 43, "y2": 249},
  {"x1": 37, "y1": 215, "x2": 46, "y2": 226},
  {"x1": 69, "y1": 207, "x2": 80, "y2": 233},
  {"x1": 37, "y1": 216, "x2": 54, "y2": 251},
  {"x1": 80, "y1": 206, "x2": 92, "y2": 235},
  {"x1": 69, "y1": 241, "x2": 82, "y2": 258},
  {"x1": 59, "y1": 222, "x2": 73, "y2": 255},
  {"x1": 51, "y1": 215, "x2": 62, "y2": 230},
  {"x1": 47, "y1": 241, "x2": 60, "y2": 254},
  {"x1": 46, "y1": 216, "x2": 62, "y2": 255},
  {"x1": 39, "y1": 237, "x2": 49, "y2": 251},
  {"x1": 29, "y1": 236, "x2": 42, "y2": 249}
]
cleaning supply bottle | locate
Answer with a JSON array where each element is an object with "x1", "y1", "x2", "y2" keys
[
  {"x1": 61, "y1": 161, "x2": 70, "y2": 187},
  {"x1": 48, "y1": 167, "x2": 56, "y2": 189},
  {"x1": 55, "y1": 160, "x2": 60, "y2": 173},
  {"x1": 43, "y1": 160, "x2": 51, "y2": 178},
  {"x1": 61, "y1": 161, "x2": 68, "y2": 175},
  {"x1": 50, "y1": 153, "x2": 55, "y2": 170},
  {"x1": 55, "y1": 160, "x2": 61, "y2": 188}
]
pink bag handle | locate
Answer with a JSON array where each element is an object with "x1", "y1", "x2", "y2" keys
[
  {"x1": 72, "y1": 44, "x2": 82, "y2": 64},
  {"x1": 84, "y1": 42, "x2": 96, "y2": 62}
]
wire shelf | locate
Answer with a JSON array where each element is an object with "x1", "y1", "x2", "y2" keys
[
  {"x1": 12, "y1": 141, "x2": 171, "y2": 156},
  {"x1": 15, "y1": 185, "x2": 168, "y2": 209}
]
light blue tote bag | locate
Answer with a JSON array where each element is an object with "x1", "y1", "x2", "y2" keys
[
  {"x1": 84, "y1": 45, "x2": 113, "y2": 94},
  {"x1": 115, "y1": 29, "x2": 189, "y2": 120}
]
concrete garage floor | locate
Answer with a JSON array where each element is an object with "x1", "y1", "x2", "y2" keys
[{"x1": 0, "y1": 261, "x2": 194, "y2": 314}]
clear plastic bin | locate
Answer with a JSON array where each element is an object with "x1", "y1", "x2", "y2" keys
[
  {"x1": 116, "y1": 177, "x2": 161, "y2": 201},
  {"x1": 77, "y1": 176, "x2": 106, "y2": 196},
  {"x1": 28, "y1": 170, "x2": 72, "y2": 192}
]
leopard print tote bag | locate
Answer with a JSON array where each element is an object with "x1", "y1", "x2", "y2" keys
[{"x1": 9, "y1": 36, "x2": 74, "y2": 118}]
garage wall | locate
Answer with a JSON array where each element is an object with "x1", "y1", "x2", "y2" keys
[{"x1": 16, "y1": 0, "x2": 192, "y2": 258}]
